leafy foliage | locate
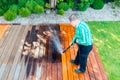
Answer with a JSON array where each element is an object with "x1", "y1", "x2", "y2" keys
[
  {"x1": 18, "y1": 0, "x2": 28, "y2": 7},
  {"x1": 9, "y1": 4, "x2": 19, "y2": 13},
  {"x1": 78, "y1": 2, "x2": 90, "y2": 11},
  {"x1": 103, "y1": 0, "x2": 114, "y2": 3},
  {"x1": 113, "y1": 0, "x2": 120, "y2": 7},
  {"x1": 91, "y1": 0, "x2": 104, "y2": 10},
  {"x1": 1, "y1": 0, "x2": 17, "y2": 4},
  {"x1": 57, "y1": 0, "x2": 64, "y2": 3},
  {"x1": 19, "y1": 7, "x2": 31, "y2": 17},
  {"x1": 45, "y1": 3, "x2": 51, "y2": 8},
  {"x1": 3, "y1": 10, "x2": 17, "y2": 21},
  {"x1": 34, "y1": 0, "x2": 45, "y2": 6},
  {"x1": 0, "y1": 2, "x2": 10, "y2": 12},
  {"x1": 33, "y1": 5, "x2": 44, "y2": 14},
  {"x1": 57, "y1": 9, "x2": 65, "y2": 15},
  {"x1": 25, "y1": 0, "x2": 38, "y2": 12},
  {"x1": 67, "y1": 0, "x2": 75, "y2": 8},
  {"x1": 0, "y1": 8, "x2": 5, "y2": 16},
  {"x1": 57, "y1": 2, "x2": 69, "y2": 11},
  {"x1": 77, "y1": 0, "x2": 94, "y2": 11}
]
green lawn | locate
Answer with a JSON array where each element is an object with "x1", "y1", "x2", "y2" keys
[{"x1": 87, "y1": 21, "x2": 120, "y2": 80}]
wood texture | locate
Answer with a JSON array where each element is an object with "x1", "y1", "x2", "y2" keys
[{"x1": 0, "y1": 24, "x2": 107, "y2": 80}]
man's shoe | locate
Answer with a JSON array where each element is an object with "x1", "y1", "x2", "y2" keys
[
  {"x1": 74, "y1": 69, "x2": 84, "y2": 73},
  {"x1": 70, "y1": 60, "x2": 79, "y2": 65}
]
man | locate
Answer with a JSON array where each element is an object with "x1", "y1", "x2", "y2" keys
[{"x1": 69, "y1": 13, "x2": 93, "y2": 73}]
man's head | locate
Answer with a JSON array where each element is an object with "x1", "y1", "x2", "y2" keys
[{"x1": 69, "y1": 13, "x2": 80, "y2": 27}]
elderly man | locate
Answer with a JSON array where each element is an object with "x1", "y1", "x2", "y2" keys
[{"x1": 69, "y1": 13, "x2": 93, "y2": 73}]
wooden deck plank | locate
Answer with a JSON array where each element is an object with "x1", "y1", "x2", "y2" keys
[
  {"x1": 68, "y1": 25, "x2": 80, "y2": 80},
  {"x1": 18, "y1": 26, "x2": 32, "y2": 80},
  {"x1": 93, "y1": 45, "x2": 108, "y2": 80},
  {"x1": 6, "y1": 26, "x2": 25, "y2": 80},
  {"x1": 0, "y1": 25, "x2": 11, "y2": 49},
  {"x1": 7, "y1": 25, "x2": 29, "y2": 80},
  {"x1": 64, "y1": 25, "x2": 74, "y2": 80},
  {"x1": 90, "y1": 51, "x2": 103, "y2": 80},
  {"x1": 18, "y1": 55, "x2": 30, "y2": 80},
  {"x1": 0, "y1": 25, "x2": 14, "y2": 57},
  {"x1": 60, "y1": 24, "x2": 68, "y2": 80},
  {"x1": 13, "y1": 25, "x2": 29, "y2": 80},
  {"x1": 1, "y1": 26, "x2": 23, "y2": 80},
  {"x1": 0, "y1": 26, "x2": 18, "y2": 79},
  {"x1": 2, "y1": 26, "x2": 20, "y2": 80},
  {"x1": 46, "y1": 37, "x2": 52, "y2": 80}
]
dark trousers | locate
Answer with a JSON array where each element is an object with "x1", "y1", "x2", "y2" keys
[{"x1": 74, "y1": 44, "x2": 93, "y2": 72}]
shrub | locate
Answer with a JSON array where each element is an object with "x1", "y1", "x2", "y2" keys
[
  {"x1": 19, "y1": 7, "x2": 31, "y2": 17},
  {"x1": 68, "y1": 1, "x2": 75, "y2": 8},
  {"x1": 1, "y1": 0, "x2": 17, "y2": 4},
  {"x1": 76, "y1": 0, "x2": 94, "y2": 11},
  {"x1": 0, "y1": 8, "x2": 4, "y2": 16},
  {"x1": 0, "y1": 3, "x2": 10, "y2": 12},
  {"x1": 3, "y1": 10, "x2": 17, "y2": 21},
  {"x1": 1, "y1": 0, "x2": 8, "y2": 4},
  {"x1": 103, "y1": 0, "x2": 114, "y2": 3},
  {"x1": 78, "y1": 2, "x2": 90, "y2": 11},
  {"x1": 33, "y1": 5, "x2": 44, "y2": 14},
  {"x1": 8, "y1": 0, "x2": 17, "y2": 4},
  {"x1": 9, "y1": 4, "x2": 19, "y2": 13},
  {"x1": 18, "y1": 0, "x2": 28, "y2": 7},
  {"x1": 57, "y1": 0, "x2": 64, "y2": 3},
  {"x1": 34, "y1": 0, "x2": 44, "y2": 6},
  {"x1": 45, "y1": 3, "x2": 51, "y2": 9},
  {"x1": 57, "y1": 2, "x2": 69, "y2": 11},
  {"x1": 113, "y1": 0, "x2": 120, "y2": 7},
  {"x1": 91, "y1": 0, "x2": 104, "y2": 10},
  {"x1": 25, "y1": 0, "x2": 38, "y2": 12},
  {"x1": 57, "y1": 9, "x2": 65, "y2": 15}
]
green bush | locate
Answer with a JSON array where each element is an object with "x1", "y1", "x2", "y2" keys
[
  {"x1": 103, "y1": 0, "x2": 114, "y2": 3},
  {"x1": 57, "y1": 9, "x2": 65, "y2": 15},
  {"x1": 18, "y1": 0, "x2": 28, "y2": 7},
  {"x1": 57, "y1": 0, "x2": 64, "y2": 3},
  {"x1": 113, "y1": 0, "x2": 120, "y2": 7},
  {"x1": 92, "y1": 0, "x2": 104, "y2": 10},
  {"x1": 0, "y1": 3, "x2": 10, "y2": 12},
  {"x1": 57, "y1": 2, "x2": 69, "y2": 11},
  {"x1": 33, "y1": 5, "x2": 44, "y2": 14},
  {"x1": 25, "y1": 0, "x2": 38, "y2": 12},
  {"x1": 78, "y1": 2, "x2": 90, "y2": 11},
  {"x1": 34, "y1": 0, "x2": 44, "y2": 6},
  {"x1": 3, "y1": 10, "x2": 17, "y2": 21},
  {"x1": 8, "y1": 0, "x2": 17, "y2": 4},
  {"x1": 1, "y1": 0, "x2": 17, "y2": 4},
  {"x1": 68, "y1": 1, "x2": 75, "y2": 8},
  {"x1": 1, "y1": 0, "x2": 8, "y2": 4},
  {"x1": 19, "y1": 7, "x2": 31, "y2": 17},
  {"x1": 0, "y1": 8, "x2": 4, "y2": 16},
  {"x1": 9, "y1": 4, "x2": 19, "y2": 13}
]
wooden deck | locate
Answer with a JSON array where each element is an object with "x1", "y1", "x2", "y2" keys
[{"x1": 0, "y1": 24, "x2": 108, "y2": 80}]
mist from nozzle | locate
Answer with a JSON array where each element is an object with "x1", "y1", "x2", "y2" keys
[{"x1": 49, "y1": 27, "x2": 63, "y2": 54}]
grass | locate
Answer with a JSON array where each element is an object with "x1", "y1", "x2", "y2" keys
[{"x1": 87, "y1": 21, "x2": 120, "y2": 80}]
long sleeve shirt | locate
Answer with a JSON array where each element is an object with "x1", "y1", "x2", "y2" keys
[{"x1": 71, "y1": 20, "x2": 93, "y2": 46}]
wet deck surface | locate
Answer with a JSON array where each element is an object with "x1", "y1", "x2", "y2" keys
[{"x1": 0, "y1": 24, "x2": 107, "y2": 80}]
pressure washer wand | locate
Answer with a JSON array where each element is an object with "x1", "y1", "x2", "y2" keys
[{"x1": 62, "y1": 45, "x2": 72, "y2": 53}]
